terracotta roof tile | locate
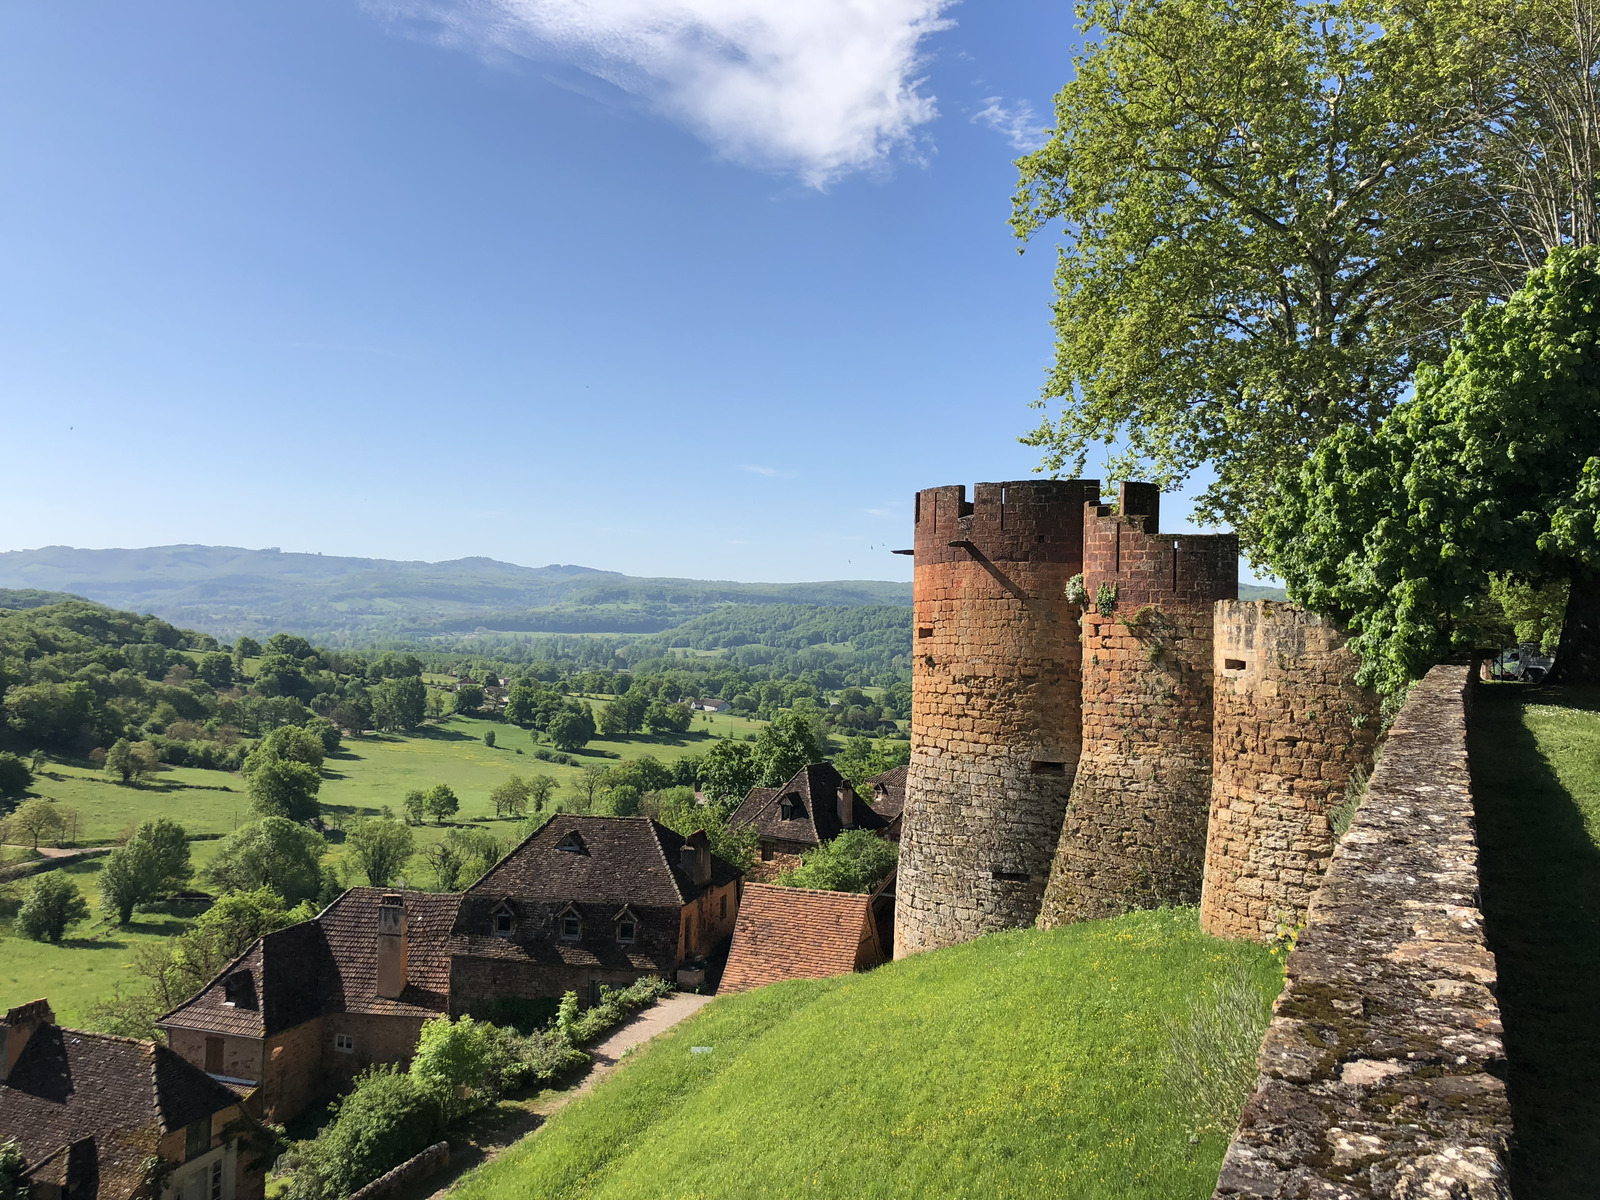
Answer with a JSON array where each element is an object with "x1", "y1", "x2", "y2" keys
[{"x1": 719, "y1": 884, "x2": 883, "y2": 994}]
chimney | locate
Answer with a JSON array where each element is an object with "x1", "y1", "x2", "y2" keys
[
  {"x1": 837, "y1": 784, "x2": 856, "y2": 830},
  {"x1": 1, "y1": 999, "x2": 54, "y2": 1082},
  {"x1": 375, "y1": 894, "x2": 408, "y2": 1000},
  {"x1": 680, "y1": 832, "x2": 712, "y2": 888}
]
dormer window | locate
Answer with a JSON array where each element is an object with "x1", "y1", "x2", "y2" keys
[
  {"x1": 779, "y1": 795, "x2": 801, "y2": 820},
  {"x1": 560, "y1": 903, "x2": 582, "y2": 941},
  {"x1": 492, "y1": 901, "x2": 515, "y2": 938},
  {"x1": 221, "y1": 970, "x2": 255, "y2": 1010},
  {"x1": 614, "y1": 906, "x2": 639, "y2": 945},
  {"x1": 558, "y1": 831, "x2": 588, "y2": 854}
]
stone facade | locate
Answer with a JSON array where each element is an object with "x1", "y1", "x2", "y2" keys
[
  {"x1": 896, "y1": 479, "x2": 1101, "y2": 957},
  {"x1": 1039, "y1": 484, "x2": 1238, "y2": 925},
  {"x1": 1201, "y1": 602, "x2": 1380, "y2": 941},
  {"x1": 1213, "y1": 666, "x2": 1511, "y2": 1198}
]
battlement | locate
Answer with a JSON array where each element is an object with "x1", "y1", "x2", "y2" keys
[
  {"x1": 913, "y1": 480, "x2": 1101, "y2": 568},
  {"x1": 1081, "y1": 485, "x2": 1238, "y2": 609}
]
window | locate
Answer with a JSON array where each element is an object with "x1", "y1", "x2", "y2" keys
[
  {"x1": 185, "y1": 1120, "x2": 210, "y2": 1161},
  {"x1": 761, "y1": 846, "x2": 774, "y2": 862},
  {"x1": 562, "y1": 913, "x2": 581, "y2": 941},
  {"x1": 617, "y1": 919, "x2": 636, "y2": 944},
  {"x1": 558, "y1": 831, "x2": 587, "y2": 854},
  {"x1": 210, "y1": 1159, "x2": 223, "y2": 1200},
  {"x1": 204, "y1": 1037, "x2": 224, "y2": 1074},
  {"x1": 779, "y1": 796, "x2": 799, "y2": 819},
  {"x1": 334, "y1": 1033, "x2": 355, "y2": 1053},
  {"x1": 1224, "y1": 658, "x2": 1247, "y2": 671},
  {"x1": 493, "y1": 907, "x2": 513, "y2": 937}
]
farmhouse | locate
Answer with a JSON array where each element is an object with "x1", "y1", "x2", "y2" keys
[
  {"x1": 0, "y1": 1000, "x2": 267, "y2": 1200},
  {"x1": 720, "y1": 884, "x2": 885, "y2": 994}
]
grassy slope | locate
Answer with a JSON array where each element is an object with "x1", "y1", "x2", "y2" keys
[
  {"x1": 452, "y1": 909, "x2": 1281, "y2": 1200},
  {"x1": 1470, "y1": 684, "x2": 1600, "y2": 1198}
]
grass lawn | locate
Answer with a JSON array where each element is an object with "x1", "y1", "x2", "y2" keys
[
  {"x1": 1469, "y1": 683, "x2": 1600, "y2": 1198},
  {"x1": 449, "y1": 909, "x2": 1281, "y2": 1200},
  {"x1": 0, "y1": 856, "x2": 209, "y2": 1025},
  {"x1": 24, "y1": 761, "x2": 249, "y2": 845}
]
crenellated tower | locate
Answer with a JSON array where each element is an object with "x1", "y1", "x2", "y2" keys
[
  {"x1": 895, "y1": 478, "x2": 1101, "y2": 957},
  {"x1": 1037, "y1": 484, "x2": 1238, "y2": 925}
]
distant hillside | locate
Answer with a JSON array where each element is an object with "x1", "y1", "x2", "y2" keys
[
  {"x1": 1239, "y1": 582, "x2": 1288, "y2": 602},
  {"x1": 0, "y1": 545, "x2": 911, "y2": 640}
]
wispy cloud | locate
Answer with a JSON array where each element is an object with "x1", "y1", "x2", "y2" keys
[
  {"x1": 370, "y1": 0, "x2": 956, "y2": 187},
  {"x1": 971, "y1": 96, "x2": 1046, "y2": 151},
  {"x1": 740, "y1": 464, "x2": 795, "y2": 478}
]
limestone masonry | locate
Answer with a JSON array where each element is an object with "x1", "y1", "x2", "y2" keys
[{"x1": 896, "y1": 479, "x2": 1371, "y2": 955}]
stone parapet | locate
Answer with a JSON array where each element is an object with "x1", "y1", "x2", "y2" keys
[
  {"x1": 1213, "y1": 665, "x2": 1511, "y2": 1199},
  {"x1": 1201, "y1": 602, "x2": 1380, "y2": 941},
  {"x1": 897, "y1": 479, "x2": 1099, "y2": 957},
  {"x1": 1038, "y1": 486, "x2": 1238, "y2": 924}
]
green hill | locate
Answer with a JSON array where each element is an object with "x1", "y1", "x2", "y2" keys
[
  {"x1": 0, "y1": 545, "x2": 910, "y2": 640},
  {"x1": 452, "y1": 909, "x2": 1279, "y2": 1200}
]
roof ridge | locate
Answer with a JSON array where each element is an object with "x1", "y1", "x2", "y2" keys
[
  {"x1": 51, "y1": 1026, "x2": 154, "y2": 1048},
  {"x1": 746, "y1": 883, "x2": 869, "y2": 903},
  {"x1": 145, "y1": 1040, "x2": 166, "y2": 1133},
  {"x1": 644, "y1": 819, "x2": 688, "y2": 905}
]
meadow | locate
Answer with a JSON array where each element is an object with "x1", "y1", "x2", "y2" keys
[{"x1": 448, "y1": 908, "x2": 1282, "y2": 1200}]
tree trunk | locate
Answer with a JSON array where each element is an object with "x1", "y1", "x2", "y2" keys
[{"x1": 1547, "y1": 568, "x2": 1600, "y2": 685}]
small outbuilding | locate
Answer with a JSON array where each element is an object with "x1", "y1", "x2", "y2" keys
[{"x1": 718, "y1": 884, "x2": 885, "y2": 995}]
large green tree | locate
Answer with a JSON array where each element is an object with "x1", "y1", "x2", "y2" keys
[
  {"x1": 1262, "y1": 246, "x2": 1600, "y2": 689},
  {"x1": 247, "y1": 757, "x2": 323, "y2": 823},
  {"x1": 16, "y1": 872, "x2": 91, "y2": 943},
  {"x1": 99, "y1": 818, "x2": 193, "y2": 924},
  {"x1": 205, "y1": 817, "x2": 330, "y2": 904},
  {"x1": 371, "y1": 676, "x2": 427, "y2": 732},
  {"x1": 346, "y1": 817, "x2": 416, "y2": 888},
  {"x1": 754, "y1": 711, "x2": 823, "y2": 788},
  {"x1": 1011, "y1": 0, "x2": 1571, "y2": 552}
]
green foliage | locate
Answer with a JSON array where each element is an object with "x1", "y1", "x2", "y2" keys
[
  {"x1": 562, "y1": 977, "x2": 673, "y2": 1045},
  {"x1": 17, "y1": 871, "x2": 91, "y2": 942},
  {"x1": 411, "y1": 1016, "x2": 493, "y2": 1120},
  {"x1": 547, "y1": 704, "x2": 596, "y2": 752},
  {"x1": 244, "y1": 724, "x2": 326, "y2": 774},
  {"x1": 304, "y1": 716, "x2": 342, "y2": 754},
  {"x1": 1012, "y1": 0, "x2": 1521, "y2": 549},
  {"x1": 205, "y1": 817, "x2": 330, "y2": 905},
  {"x1": 371, "y1": 676, "x2": 427, "y2": 732},
  {"x1": 423, "y1": 826, "x2": 504, "y2": 891},
  {"x1": 641, "y1": 787, "x2": 757, "y2": 874},
  {"x1": 0, "y1": 752, "x2": 33, "y2": 803},
  {"x1": 0, "y1": 1138, "x2": 28, "y2": 1200},
  {"x1": 698, "y1": 739, "x2": 760, "y2": 804},
  {"x1": 1095, "y1": 582, "x2": 1118, "y2": 618},
  {"x1": 402, "y1": 788, "x2": 427, "y2": 825},
  {"x1": 104, "y1": 738, "x2": 159, "y2": 786},
  {"x1": 3, "y1": 796, "x2": 65, "y2": 848},
  {"x1": 423, "y1": 783, "x2": 460, "y2": 825},
  {"x1": 1164, "y1": 964, "x2": 1278, "y2": 1138},
  {"x1": 643, "y1": 700, "x2": 692, "y2": 736},
  {"x1": 775, "y1": 830, "x2": 898, "y2": 894},
  {"x1": 1263, "y1": 247, "x2": 1600, "y2": 690},
  {"x1": 489, "y1": 774, "x2": 530, "y2": 818},
  {"x1": 345, "y1": 817, "x2": 416, "y2": 888},
  {"x1": 830, "y1": 737, "x2": 909, "y2": 789},
  {"x1": 247, "y1": 757, "x2": 322, "y2": 823},
  {"x1": 196, "y1": 652, "x2": 234, "y2": 688},
  {"x1": 454, "y1": 683, "x2": 485, "y2": 715},
  {"x1": 483, "y1": 728, "x2": 496, "y2": 748},
  {"x1": 281, "y1": 1067, "x2": 444, "y2": 1200},
  {"x1": 754, "y1": 711, "x2": 823, "y2": 787},
  {"x1": 99, "y1": 818, "x2": 193, "y2": 924}
]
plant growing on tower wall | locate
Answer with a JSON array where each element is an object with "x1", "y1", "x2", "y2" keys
[
  {"x1": 1064, "y1": 574, "x2": 1089, "y2": 605},
  {"x1": 1095, "y1": 581, "x2": 1119, "y2": 617}
]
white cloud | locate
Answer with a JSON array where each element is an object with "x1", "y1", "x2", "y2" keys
[
  {"x1": 740, "y1": 464, "x2": 796, "y2": 478},
  {"x1": 971, "y1": 96, "x2": 1046, "y2": 151},
  {"x1": 373, "y1": 0, "x2": 956, "y2": 187}
]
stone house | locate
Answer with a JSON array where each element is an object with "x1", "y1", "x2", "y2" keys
[
  {"x1": 864, "y1": 765, "x2": 908, "y2": 841},
  {"x1": 719, "y1": 884, "x2": 885, "y2": 994},
  {"x1": 449, "y1": 817, "x2": 743, "y2": 1006},
  {"x1": 0, "y1": 1000, "x2": 266, "y2": 1200},
  {"x1": 158, "y1": 889, "x2": 462, "y2": 1125},
  {"x1": 730, "y1": 763, "x2": 889, "y2": 870}
]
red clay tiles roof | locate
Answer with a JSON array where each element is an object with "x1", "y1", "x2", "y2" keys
[
  {"x1": 160, "y1": 889, "x2": 461, "y2": 1037},
  {"x1": 719, "y1": 883, "x2": 883, "y2": 995},
  {"x1": 729, "y1": 764, "x2": 887, "y2": 850},
  {"x1": 1, "y1": 1021, "x2": 242, "y2": 1199}
]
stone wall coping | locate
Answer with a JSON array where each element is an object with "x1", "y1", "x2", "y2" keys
[
  {"x1": 1213, "y1": 664, "x2": 1512, "y2": 1199},
  {"x1": 347, "y1": 1141, "x2": 449, "y2": 1200}
]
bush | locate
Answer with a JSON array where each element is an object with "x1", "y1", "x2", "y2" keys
[
  {"x1": 0, "y1": 1137, "x2": 27, "y2": 1200},
  {"x1": 0, "y1": 753, "x2": 33, "y2": 804},
  {"x1": 564, "y1": 977, "x2": 673, "y2": 1045},
  {"x1": 411, "y1": 1017, "x2": 493, "y2": 1120},
  {"x1": 776, "y1": 829, "x2": 897, "y2": 893},
  {"x1": 16, "y1": 872, "x2": 91, "y2": 943},
  {"x1": 281, "y1": 1067, "x2": 443, "y2": 1200}
]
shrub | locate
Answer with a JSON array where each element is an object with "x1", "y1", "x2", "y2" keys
[
  {"x1": 16, "y1": 872, "x2": 91, "y2": 943},
  {"x1": 1164, "y1": 965, "x2": 1275, "y2": 1138},
  {"x1": 0, "y1": 753, "x2": 33, "y2": 804},
  {"x1": 411, "y1": 1017, "x2": 493, "y2": 1120},
  {"x1": 776, "y1": 829, "x2": 898, "y2": 893},
  {"x1": 564, "y1": 977, "x2": 673, "y2": 1045},
  {"x1": 0, "y1": 1137, "x2": 27, "y2": 1200},
  {"x1": 281, "y1": 1067, "x2": 443, "y2": 1200}
]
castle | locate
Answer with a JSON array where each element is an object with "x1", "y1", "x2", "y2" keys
[{"x1": 896, "y1": 479, "x2": 1378, "y2": 955}]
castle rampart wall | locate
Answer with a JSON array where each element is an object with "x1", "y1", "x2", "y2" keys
[
  {"x1": 896, "y1": 479, "x2": 1100, "y2": 957},
  {"x1": 1213, "y1": 665, "x2": 1510, "y2": 1198},
  {"x1": 1038, "y1": 484, "x2": 1238, "y2": 925},
  {"x1": 1201, "y1": 601, "x2": 1379, "y2": 940}
]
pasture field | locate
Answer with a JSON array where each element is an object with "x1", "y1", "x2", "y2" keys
[{"x1": 449, "y1": 908, "x2": 1282, "y2": 1200}]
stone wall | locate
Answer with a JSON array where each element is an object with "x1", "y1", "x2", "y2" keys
[
  {"x1": 348, "y1": 1143, "x2": 449, "y2": 1200},
  {"x1": 1214, "y1": 665, "x2": 1511, "y2": 1199},
  {"x1": 1039, "y1": 485, "x2": 1238, "y2": 925},
  {"x1": 1201, "y1": 602, "x2": 1380, "y2": 941},
  {"x1": 897, "y1": 479, "x2": 1100, "y2": 957}
]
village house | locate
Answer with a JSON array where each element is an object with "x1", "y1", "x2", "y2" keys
[
  {"x1": 693, "y1": 698, "x2": 729, "y2": 713},
  {"x1": 157, "y1": 889, "x2": 462, "y2": 1125},
  {"x1": 719, "y1": 884, "x2": 886, "y2": 993},
  {"x1": 730, "y1": 763, "x2": 889, "y2": 878},
  {"x1": 864, "y1": 764, "x2": 908, "y2": 841},
  {"x1": 449, "y1": 817, "x2": 742, "y2": 1004},
  {"x1": 161, "y1": 818, "x2": 743, "y2": 1125},
  {"x1": 0, "y1": 1000, "x2": 267, "y2": 1200}
]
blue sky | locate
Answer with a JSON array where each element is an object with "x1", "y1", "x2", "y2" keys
[{"x1": 0, "y1": 1, "x2": 1233, "y2": 583}]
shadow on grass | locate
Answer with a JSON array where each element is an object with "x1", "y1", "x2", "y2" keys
[
  {"x1": 59, "y1": 936, "x2": 127, "y2": 950},
  {"x1": 122, "y1": 917, "x2": 194, "y2": 937},
  {"x1": 1470, "y1": 684, "x2": 1600, "y2": 1197},
  {"x1": 412, "y1": 726, "x2": 475, "y2": 743}
]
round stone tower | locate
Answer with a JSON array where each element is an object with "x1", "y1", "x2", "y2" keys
[
  {"x1": 1200, "y1": 601, "x2": 1379, "y2": 940},
  {"x1": 1038, "y1": 483, "x2": 1238, "y2": 925},
  {"x1": 895, "y1": 478, "x2": 1101, "y2": 958}
]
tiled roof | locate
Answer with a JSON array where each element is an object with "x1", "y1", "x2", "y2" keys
[
  {"x1": 865, "y1": 765, "x2": 908, "y2": 823},
  {"x1": 719, "y1": 884, "x2": 883, "y2": 994},
  {"x1": 729, "y1": 764, "x2": 887, "y2": 849},
  {"x1": 160, "y1": 889, "x2": 461, "y2": 1037},
  {"x1": 1, "y1": 1022, "x2": 241, "y2": 1199}
]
